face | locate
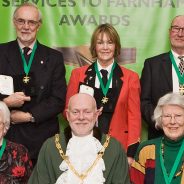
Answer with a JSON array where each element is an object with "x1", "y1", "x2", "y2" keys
[
  {"x1": 161, "y1": 105, "x2": 184, "y2": 141},
  {"x1": 13, "y1": 6, "x2": 41, "y2": 46},
  {"x1": 0, "y1": 112, "x2": 5, "y2": 142},
  {"x1": 95, "y1": 33, "x2": 115, "y2": 66},
  {"x1": 66, "y1": 94, "x2": 98, "y2": 137},
  {"x1": 169, "y1": 16, "x2": 184, "y2": 54}
]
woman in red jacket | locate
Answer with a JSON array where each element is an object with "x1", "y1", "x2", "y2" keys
[{"x1": 65, "y1": 23, "x2": 141, "y2": 165}]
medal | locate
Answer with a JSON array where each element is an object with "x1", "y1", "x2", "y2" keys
[
  {"x1": 179, "y1": 84, "x2": 184, "y2": 95},
  {"x1": 95, "y1": 62, "x2": 116, "y2": 105},
  {"x1": 101, "y1": 96, "x2": 108, "y2": 104},
  {"x1": 23, "y1": 75, "x2": 30, "y2": 84},
  {"x1": 19, "y1": 42, "x2": 37, "y2": 83}
]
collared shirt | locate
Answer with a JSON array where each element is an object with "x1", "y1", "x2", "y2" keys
[
  {"x1": 171, "y1": 50, "x2": 181, "y2": 92},
  {"x1": 95, "y1": 60, "x2": 114, "y2": 88},
  {"x1": 17, "y1": 39, "x2": 36, "y2": 55}
]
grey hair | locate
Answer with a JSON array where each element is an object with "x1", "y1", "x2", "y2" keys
[
  {"x1": 153, "y1": 92, "x2": 184, "y2": 129},
  {"x1": 0, "y1": 101, "x2": 10, "y2": 134},
  {"x1": 13, "y1": 2, "x2": 42, "y2": 23}
]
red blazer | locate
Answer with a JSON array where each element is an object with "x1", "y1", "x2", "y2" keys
[{"x1": 65, "y1": 64, "x2": 141, "y2": 156}]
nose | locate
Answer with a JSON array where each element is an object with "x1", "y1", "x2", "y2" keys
[
  {"x1": 78, "y1": 112, "x2": 85, "y2": 120},
  {"x1": 102, "y1": 42, "x2": 108, "y2": 49},
  {"x1": 178, "y1": 28, "x2": 184, "y2": 36},
  {"x1": 170, "y1": 116, "x2": 176, "y2": 124},
  {"x1": 22, "y1": 22, "x2": 30, "y2": 29}
]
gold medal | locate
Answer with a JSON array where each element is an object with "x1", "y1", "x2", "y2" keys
[
  {"x1": 23, "y1": 76, "x2": 30, "y2": 84},
  {"x1": 101, "y1": 96, "x2": 108, "y2": 104},
  {"x1": 179, "y1": 84, "x2": 184, "y2": 95}
]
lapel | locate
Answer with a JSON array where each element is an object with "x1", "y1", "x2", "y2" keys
[
  {"x1": 31, "y1": 41, "x2": 49, "y2": 72},
  {"x1": 5, "y1": 40, "x2": 24, "y2": 74},
  {"x1": 161, "y1": 52, "x2": 172, "y2": 90},
  {"x1": 83, "y1": 63, "x2": 96, "y2": 86},
  {"x1": 82, "y1": 62, "x2": 123, "y2": 112}
]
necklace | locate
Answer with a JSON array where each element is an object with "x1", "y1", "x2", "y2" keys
[
  {"x1": 160, "y1": 137, "x2": 184, "y2": 184},
  {"x1": 55, "y1": 134, "x2": 110, "y2": 184}
]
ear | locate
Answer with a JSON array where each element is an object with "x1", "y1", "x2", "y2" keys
[
  {"x1": 66, "y1": 110, "x2": 69, "y2": 121},
  {"x1": 97, "y1": 107, "x2": 103, "y2": 117}
]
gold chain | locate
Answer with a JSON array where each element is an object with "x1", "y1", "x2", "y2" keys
[{"x1": 55, "y1": 134, "x2": 110, "y2": 183}]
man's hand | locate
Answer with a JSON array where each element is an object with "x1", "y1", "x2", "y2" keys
[
  {"x1": 127, "y1": 157, "x2": 134, "y2": 166},
  {"x1": 3, "y1": 92, "x2": 31, "y2": 107},
  {"x1": 11, "y1": 110, "x2": 32, "y2": 124}
]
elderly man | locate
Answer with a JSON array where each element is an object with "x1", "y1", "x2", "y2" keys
[
  {"x1": 141, "y1": 15, "x2": 184, "y2": 139},
  {"x1": 28, "y1": 93, "x2": 130, "y2": 184},
  {"x1": 0, "y1": 2, "x2": 66, "y2": 166}
]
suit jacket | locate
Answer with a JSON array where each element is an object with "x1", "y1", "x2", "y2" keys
[
  {"x1": 0, "y1": 40, "x2": 66, "y2": 159},
  {"x1": 65, "y1": 62, "x2": 141, "y2": 157},
  {"x1": 140, "y1": 52, "x2": 172, "y2": 139}
]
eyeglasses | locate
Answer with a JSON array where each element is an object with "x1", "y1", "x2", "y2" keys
[
  {"x1": 161, "y1": 114, "x2": 184, "y2": 124},
  {"x1": 14, "y1": 18, "x2": 40, "y2": 27},
  {"x1": 171, "y1": 26, "x2": 184, "y2": 33}
]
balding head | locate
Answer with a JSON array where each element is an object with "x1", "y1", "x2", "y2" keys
[{"x1": 66, "y1": 93, "x2": 99, "y2": 137}]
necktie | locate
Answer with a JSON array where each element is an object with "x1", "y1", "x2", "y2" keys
[
  {"x1": 178, "y1": 56, "x2": 184, "y2": 95},
  {"x1": 100, "y1": 69, "x2": 108, "y2": 86},
  {"x1": 178, "y1": 56, "x2": 184, "y2": 75},
  {"x1": 23, "y1": 47, "x2": 31, "y2": 63}
]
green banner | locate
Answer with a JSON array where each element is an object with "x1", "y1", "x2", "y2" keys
[{"x1": 1, "y1": 0, "x2": 184, "y2": 139}]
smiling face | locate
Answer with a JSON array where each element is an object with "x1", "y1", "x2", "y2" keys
[
  {"x1": 13, "y1": 5, "x2": 41, "y2": 47},
  {"x1": 66, "y1": 94, "x2": 99, "y2": 137},
  {"x1": 161, "y1": 105, "x2": 184, "y2": 141},
  {"x1": 95, "y1": 33, "x2": 116, "y2": 67},
  {"x1": 169, "y1": 15, "x2": 184, "y2": 55}
]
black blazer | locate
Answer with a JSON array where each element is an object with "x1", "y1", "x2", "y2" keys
[
  {"x1": 0, "y1": 40, "x2": 66, "y2": 159},
  {"x1": 140, "y1": 52, "x2": 172, "y2": 139}
]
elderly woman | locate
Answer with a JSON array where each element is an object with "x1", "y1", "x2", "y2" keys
[
  {"x1": 65, "y1": 23, "x2": 141, "y2": 164},
  {"x1": 130, "y1": 92, "x2": 184, "y2": 184},
  {"x1": 0, "y1": 101, "x2": 32, "y2": 183}
]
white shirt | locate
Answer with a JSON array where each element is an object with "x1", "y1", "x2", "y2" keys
[
  {"x1": 95, "y1": 60, "x2": 114, "y2": 88},
  {"x1": 171, "y1": 50, "x2": 181, "y2": 92}
]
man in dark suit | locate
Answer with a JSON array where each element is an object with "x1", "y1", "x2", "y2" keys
[
  {"x1": 0, "y1": 2, "x2": 66, "y2": 166},
  {"x1": 141, "y1": 15, "x2": 184, "y2": 139}
]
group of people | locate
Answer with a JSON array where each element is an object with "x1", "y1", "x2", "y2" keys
[{"x1": 0, "y1": 2, "x2": 183, "y2": 184}]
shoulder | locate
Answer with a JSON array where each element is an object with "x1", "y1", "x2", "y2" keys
[
  {"x1": 37, "y1": 42, "x2": 63, "y2": 57},
  {"x1": 6, "y1": 140, "x2": 29, "y2": 153},
  {"x1": 102, "y1": 134, "x2": 125, "y2": 154},
  {"x1": 0, "y1": 40, "x2": 17, "y2": 50},
  {"x1": 135, "y1": 137, "x2": 160, "y2": 156},
  {"x1": 71, "y1": 65, "x2": 89, "y2": 73},
  {"x1": 144, "y1": 52, "x2": 170, "y2": 64},
  {"x1": 119, "y1": 65, "x2": 139, "y2": 78}
]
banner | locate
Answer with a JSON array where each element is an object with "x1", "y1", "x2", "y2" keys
[{"x1": 1, "y1": 0, "x2": 184, "y2": 139}]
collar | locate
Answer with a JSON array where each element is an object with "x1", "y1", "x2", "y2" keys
[
  {"x1": 171, "y1": 50, "x2": 182, "y2": 65},
  {"x1": 97, "y1": 60, "x2": 114, "y2": 75},
  {"x1": 17, "y1": 39, "x2": 36, "y2": 51}
]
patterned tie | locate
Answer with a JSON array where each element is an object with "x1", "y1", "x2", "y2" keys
[
  {"x1": 23, "y1": 47, "x2": 31, "y2": 63},
  {"x1": 100, "y1": 69, "x2": 108, "y2": 86},
  {"x1": 178, "y1": 56, "x2": 184, "y2": 95}
]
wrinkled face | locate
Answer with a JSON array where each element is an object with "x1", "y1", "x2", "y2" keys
[
  {"x1": 66, "y1": 94, "x2": 98, "y2": 137},
  {"x1": 169, "y1": 16, "x2": 184, "y2": 52},
  {"x1": 161, "y1": 105, "x2": 184, "y2": 141},
  {"x1": 13, "y1": 6, "x2": 41, "y2": 46},
  {"x1": 0, "y1": 112, "x2": 5, "y2": 142},
  {"x1": 95, "y1": 33, "x2": 115, "y2": 66}
]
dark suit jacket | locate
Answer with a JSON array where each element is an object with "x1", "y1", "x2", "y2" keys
[
  {"x1": 140, "y1": 52, "x2": 172, "y2": 139},
  {"x1": 0, "y1": 40, "x2": 66, "y2": 159}
]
